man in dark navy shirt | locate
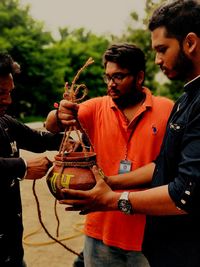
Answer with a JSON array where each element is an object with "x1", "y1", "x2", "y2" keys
[{"x1": 57, "y1": 1, "x2": 200, "y2": 266}]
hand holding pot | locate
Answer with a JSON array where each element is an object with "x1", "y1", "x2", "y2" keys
[
  {"x1": 59, "y1": 165, "x2": 119, "y2": 214},
  {"x1": 25, "y1": 156, "x2": 52, "y2": 180}
]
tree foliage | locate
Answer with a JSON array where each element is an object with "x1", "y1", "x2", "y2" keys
[
  {"x1": 0, "y1": 0, "x2": 183, "y2": 121},
  {"x1": 0, "y1": 0, "x2": 56, "y2": 118},
  {"x1": 52, "y1": 27, "x2": 109, "y2": 99}
]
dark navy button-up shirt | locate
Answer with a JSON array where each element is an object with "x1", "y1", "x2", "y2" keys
[{"x1": 143, "y1": 76, "x2": 200, "y2": 250}]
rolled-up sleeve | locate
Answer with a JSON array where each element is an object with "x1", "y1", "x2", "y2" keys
[{"x1": 168, "y1": 112, "x2": 200, "y2": 214}]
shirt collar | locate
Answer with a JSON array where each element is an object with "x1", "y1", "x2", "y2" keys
[{"x1": 184, "y1": 75, "x2": 200, "y2": 92}]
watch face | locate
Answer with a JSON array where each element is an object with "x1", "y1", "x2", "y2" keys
[{"x1": 118, "y1": 199, "x2": 132, "y2": 214}]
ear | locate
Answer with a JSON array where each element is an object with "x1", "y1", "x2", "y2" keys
[
  {"x1": 183, "y1": 33, "x2": 198, "y2": 54},
  {"x1": 136, "y1": 70, "x2": 145, "y2": 86}
]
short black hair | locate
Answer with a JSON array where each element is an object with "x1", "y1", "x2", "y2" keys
[
  {"x1": 103, "y1": 43, "x2": 145, "y2": 75},
  {"x1": 148, "y1": 0, "x2": 200, "y2": 42},
  {"x1": 0, "y1": 52, "x2": 20, "y2": 76}
]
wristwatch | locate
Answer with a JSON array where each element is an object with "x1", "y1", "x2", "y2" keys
[{"x1": 118, "y1": 191, "x2": 133, "y2": 215}]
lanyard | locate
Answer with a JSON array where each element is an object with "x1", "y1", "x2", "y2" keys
[{"x1": 113, "y1": 107, "x2": 144, "y2": 160}]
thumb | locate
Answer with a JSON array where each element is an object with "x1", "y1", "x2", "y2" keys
[
  {"x1": 91, "y1": 165, "x2": 106, "y2": 182},
  {"x1": 44, "y1": 156, "x2": 53, "y2": 168}
]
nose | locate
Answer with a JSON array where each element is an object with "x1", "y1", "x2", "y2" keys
[
  {"x1": 108, "y1": 78, "x2": 116, "y2": 86},
  {"x1": 155, "y1": 53, "x2": 163, "y2": 65}
]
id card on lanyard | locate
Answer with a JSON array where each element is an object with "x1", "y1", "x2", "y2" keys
[
  {"x1": 116, "y1": 111, "x2": 143, "y2": 175},
  {"x1": 118, "y1": 159, "x2": 132, "y2": 174}
]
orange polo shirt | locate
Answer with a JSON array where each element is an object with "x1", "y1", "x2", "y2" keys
[{"x1": 78, "y1": 87, "x2": 174, "y2": 251}]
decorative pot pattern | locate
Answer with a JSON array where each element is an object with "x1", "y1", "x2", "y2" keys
[{"x1": 46, "y1": 151, "x2": 96, "y2": 199}]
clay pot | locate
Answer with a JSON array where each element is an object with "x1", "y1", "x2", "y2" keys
[{"x1": 46, "y1": 151, "x2": 96, "y2": 200}]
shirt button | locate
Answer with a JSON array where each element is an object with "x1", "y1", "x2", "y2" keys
[
  {"x1": 5, "y1": 256, "x2": 11, "y2": 263},
  {"x1": 185, "y1": 190, "x2": 191, "y2": 195},
  {"x1": 0, "y1": 233, "x2": 4, "y2": 239},
  {"x1": 181, "y1": 199, "x2": 186, "y2": 204}
]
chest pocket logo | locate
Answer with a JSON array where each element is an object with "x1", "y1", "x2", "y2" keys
[
  {"x1": 166, "y1": 122, "x2": 185, "y2": 158},
  {"x1": 169, "y1": 123, "x2": 184, "y2": 132}
]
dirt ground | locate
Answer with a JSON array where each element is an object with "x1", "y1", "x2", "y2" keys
[{"x1": 20, "y1": 148, "x2": 85, "y2": 267}]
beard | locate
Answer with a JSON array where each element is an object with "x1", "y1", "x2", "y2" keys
[
  {"x1": 170, "y1": 48, "x2": 194, "y2": 81},
  {"x1": 112, "y1": 88, "x2": 145, "y2": 109}
]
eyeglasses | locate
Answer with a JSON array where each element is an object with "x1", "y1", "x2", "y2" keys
[{"x1": 103, "y1": 72, "x2": 131, "y2": 85}]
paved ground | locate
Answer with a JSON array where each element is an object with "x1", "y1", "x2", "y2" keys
[{"x1": 20, "y1": 123, "x2": 85, "y2": 267}]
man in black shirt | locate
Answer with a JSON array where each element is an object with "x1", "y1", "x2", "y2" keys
[
  {"x1": 58, "y1": 1, "x2": 200, "y2": 266},
  {"x1": 0, "y1": 52, "x2": 63, "y2": 267}
]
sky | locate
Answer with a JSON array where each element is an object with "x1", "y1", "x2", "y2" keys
[{"x1": 19, "y1": 0, "x2": 146, "y2": 38}]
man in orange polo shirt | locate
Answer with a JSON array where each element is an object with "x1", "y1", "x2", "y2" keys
[{"x1": 45, "y1": 43, "x2": 173, "y2": 267}]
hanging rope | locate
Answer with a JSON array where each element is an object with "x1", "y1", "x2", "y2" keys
[
  {"x1": 31, "y1": 180, "x2": 83, "y2": 258},
  {"x1": 59, "y1": 57, "x2": 95, "y2": 156},
  {"x1": 26, "y1": 58, "x2": 95, "y2": 259}
]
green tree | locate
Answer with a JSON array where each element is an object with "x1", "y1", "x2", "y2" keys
[
  {"x1": 0, "y1": 0, "x2": 184, "y2": 122},
  {"x1": 0, "y1": 0, "x2": 58, "y2": 119},
  {"x1": 0, "y1": 0, "x2": 111, "y2": 120},
  {"x1": 49, "y1": 27, "x2": 110, "y2": 99},
  {"x1": 115, "y1": 0, "x2": 184, "y2": 100}
]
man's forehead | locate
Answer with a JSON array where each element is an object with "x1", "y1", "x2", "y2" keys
[
  {"x1": 151, "y1": 27, "x2": 173, "y2": 49},
  {"x1": 151, "y1": 26, "x2": 166, "y2": 41}
]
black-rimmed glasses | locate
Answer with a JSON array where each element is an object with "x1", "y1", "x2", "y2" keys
[{"x1": 103, "y1": 72, "x2": 131, "y2": 85}]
